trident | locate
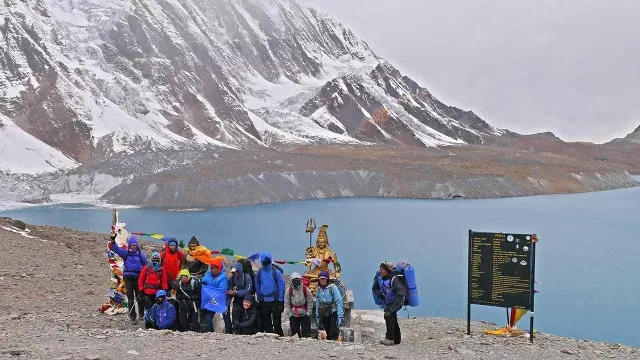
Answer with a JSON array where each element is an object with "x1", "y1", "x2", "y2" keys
[{"x1": 305, "y1": 218, "x2": 316, "y2": 271}]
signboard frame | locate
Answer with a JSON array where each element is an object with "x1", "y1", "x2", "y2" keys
[{"x1": 466, "y1": 230, "x2": 537, "y2": 342}]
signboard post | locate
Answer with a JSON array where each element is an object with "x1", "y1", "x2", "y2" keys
[{"x1": 467, "y1": 230, "x2": 536, "y2": 342}]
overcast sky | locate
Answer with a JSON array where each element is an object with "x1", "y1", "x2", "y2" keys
[{"x1": 301, "y1": 0, "x2": 640, "y2": 143}]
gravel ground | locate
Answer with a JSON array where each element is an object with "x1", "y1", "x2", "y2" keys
[{"x1": 1, "y1": 218, "x2": 637, "y2": 359}]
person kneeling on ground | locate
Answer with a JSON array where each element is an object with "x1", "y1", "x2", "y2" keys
[
  {"x1": 285, "y1": 272, "x2": 313, "y2": 338},
  {"x1": 372, "y1": 262, "x2": 406, "y2": 346},
  {"x1": 175, "y1": 269, "x2": 201, "y2": 332},
  {"x1": 139, "y1": 252, "x2": 168, "y2": 326},
  {"x1": 315, "y1": 271, "x2": 344, "y2": 341},
  {"x1": 147, "y1": 290, "x2": 176, "y2": 330},
  {"x1": 233, "y1": 294, "x2": 258, "y2": 335}
]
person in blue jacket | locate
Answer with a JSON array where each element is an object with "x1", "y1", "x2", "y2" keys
[
  {"x1": 108, "y1": 235, "x2": 147, "y2": 324},
  {"x1": 315, "y1": 270, "x2": 344, "y2": 341},
  {"x1": 372, "y1": 262, "x2": 406, "y2": 346},
  {"x1": 201, "y1": 258, "x2": 228, "y2": 332},
  {"x1": 224, "y1": 262, "x2": 253, "y2": 334},
  {"x1": 254, "y1": 252, "x2": 285, "y2": 336},
  {"x1": 148, "y1": 290, "x2": 176, "y2": 330}
]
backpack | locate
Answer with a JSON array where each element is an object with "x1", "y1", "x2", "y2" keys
[
  {"x1": 376, "y1": 264, "x2": 413, "y2": 307},
  {"x1": 289, "y1": 285, "x2": 309, "y2": 315},
  {"x1": 392, "y1": 272, "x2": 410, "y2": 306},
  {"x1": 143, "y1": 265, "x2": 163, "y2": 290},
  {"x1": 289, "y1": 285, "x2": 308, "y2": 298}
]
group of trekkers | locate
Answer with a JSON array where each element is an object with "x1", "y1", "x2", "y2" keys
[{"x1": 109, "y1": 235, "x2": 406, "y2": 345}]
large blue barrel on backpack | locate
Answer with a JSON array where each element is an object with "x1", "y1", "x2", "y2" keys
[{"x1": 403, "y1": 264, "x2": 419, "y2": 307}]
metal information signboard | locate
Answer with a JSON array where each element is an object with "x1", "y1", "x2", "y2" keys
[{"x1": 467, "y1": 230, "x2": 537, "y2": 342}]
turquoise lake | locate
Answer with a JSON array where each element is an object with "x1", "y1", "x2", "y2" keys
[{"x1": 2, "y1": 178, "x2": 639, "y2": 346}]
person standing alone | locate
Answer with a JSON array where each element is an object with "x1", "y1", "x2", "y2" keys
[{"x1": 372, "y1": 262, "x2": 406, "y2": 346}]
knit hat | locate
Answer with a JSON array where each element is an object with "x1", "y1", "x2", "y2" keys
[
  {"x1": 318, "y1": 270, "x2": 330, "y2": 280},
  {"x1": 188, "y1": 236, "x2": 200, "y2": 246},
  {"x1": 243, "y1": 294, "x2": 254, "y2": 302},
  {"x1": 291, "y1": 272, "x2": 302, "y2": 280},
  {"x1": 167, "y1": 239, "x2": 178, "y2": 247},
  {"x1": 210, "y1": 258, "x2": 223, "y2": 270},
  {"x1": 178, "y1": 269, "x2": 191, "y2": 280},
  {"x1": 380, "y1": 261, "x2": 394, "y2": 274},
  {"x1": 151, "y1": 252, "x2": 161, "y2": 261}
]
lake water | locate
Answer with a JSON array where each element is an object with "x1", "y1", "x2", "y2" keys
[{"x1": 2, "y1": 179, "x2": 639, "y2": 346}]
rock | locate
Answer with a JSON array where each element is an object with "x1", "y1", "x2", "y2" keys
[
  {"x1": 455, "y1": 347, "x2": 475, "y2": 356},
  {"x1": 127, "y1": 350, "x2": 139, "y2": 355},
  {"x1": 11, "y1": 220, "x2": 26, "y2": 230},
  {"x1": 85, "y1": 289, "x2": 94, "y2": 295},
  {"x1": 95, "y1": 335, "x2": 106, "y2": 339},
  {"x1": 84, "y1": 356, "x2": 101, "y2": 360},
  {"x1": 9, "y1": 313, "x2": 22, "y2": 320},
  {"x1": 560, "y1": 349, "x2": 577, "y2": 355},
  {"x1": 160, "y1": 330, "x2": 173, "y2": 336},
  {"x1": 68, "y1": 324, "x2": 81, "y2": 329},
  {"x1": 384, "y1": 356, "x2": 398, "y2": 359}
]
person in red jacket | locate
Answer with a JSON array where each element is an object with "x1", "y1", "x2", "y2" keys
[
  {"x1": 160, "y1": 239, "x2": 184, "y2": 288},
  {"x1": 138, "y1": 252, "x2": 168, "y2": 325}
]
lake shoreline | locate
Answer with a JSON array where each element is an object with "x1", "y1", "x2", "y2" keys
[
  {"x1": 1, "y1": 174, "x2": 638, "y2": 212},
  {"x1": 0, "y1": 217, "x2": 638, "y2": 359}
]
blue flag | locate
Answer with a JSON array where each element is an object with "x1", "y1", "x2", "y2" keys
[{"x1": 201, "y1": 284, "x2": 227, "y2": 313}]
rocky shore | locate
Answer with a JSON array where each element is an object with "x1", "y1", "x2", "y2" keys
[{"x1": 1, "y1": 218, "x2": 638, "y2": 359}]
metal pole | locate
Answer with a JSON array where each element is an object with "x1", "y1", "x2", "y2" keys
[
  {"x1": 529, "y1": 236, "x2": 537, "y2": 343},
  {"x1": 467, "y1": 230, "x2": 472, "y2": 335}
]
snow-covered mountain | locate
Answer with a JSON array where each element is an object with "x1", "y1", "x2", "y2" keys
[{"x1": 1, "y1": 0, "x2": 502, "y2": 175}]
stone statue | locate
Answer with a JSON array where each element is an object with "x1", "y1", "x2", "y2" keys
[{"x1": 303, "y1": 224, "x2": 341, "y2": 294}]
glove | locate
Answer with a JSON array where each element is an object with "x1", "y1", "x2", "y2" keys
[
  {"x1": 278, "y1": 301, "x2": 285, "y2": 313},
  {"x1": 337, "y1": 317, "x2": 344, "y2": 327}
]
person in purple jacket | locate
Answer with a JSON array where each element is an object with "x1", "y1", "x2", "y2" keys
[{"x1": 109, "y1": 236, "x2": 148, "y2": 324}]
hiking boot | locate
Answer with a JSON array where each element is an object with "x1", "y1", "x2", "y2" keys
[
  {"x1": 130, "y1": 318, "x2": 138, "y2": 325},
  {"x1": 380, "y1": 338, "x2": 394, "y2": 346}
]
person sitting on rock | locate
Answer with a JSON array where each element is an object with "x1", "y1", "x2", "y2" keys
[
  {"x1": 147, "y1": 290, "x2": 176, "y2": 330},
  {"x1": 224, "y1": 262, "x2": 253, "y2": 334},
  {"x1": 182, "y1": 237, "x2": 208, "y2": 279},
  {"x1": 160, "y1": 238, "x2": 185, "y2": 289},
  {"x1": 108, "y1": 235, "x2": 147, "y2": 325},
  {"x1": 139, "y1": 251, "x2": 168, "y2": 325},
  {"x1": 285, "y1": 272, "x2": 313, "y2": 338},
  {"x1": 315, "y1": 270, "x2": 344, "y2": 341},
  {"x1": 372, "y1": 261, "x2": 406, "y2": 346},
  {"x1": 233, "y1": 294, "x2": 258, "y2": 335},
  {"x1": 174, "y1": 269, "x2": 201, "y2": 332}
]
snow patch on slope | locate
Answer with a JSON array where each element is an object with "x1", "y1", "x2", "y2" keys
[{"x1": 0, "y1": 115, "x2": 78, "y2": 174}]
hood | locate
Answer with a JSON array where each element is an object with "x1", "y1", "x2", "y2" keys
[
  {"x1": 155, "y1": 290, "x2": 167, "y2": 299},
  {"x1": 165, "y1": 238, "x2": 178, "y2": 252},
  {"x1": 259, "y1": 252, "x2": 272, "y2": 267},
  {"x1": 232, "y1": 262, "x2": 244, "y2": 279},
  {"x1": 178, "y1": 269, "x2": 191, "y2": 280},
  {"x1": 127, "y1": 237, "x2": 139, "y2": 249}
]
